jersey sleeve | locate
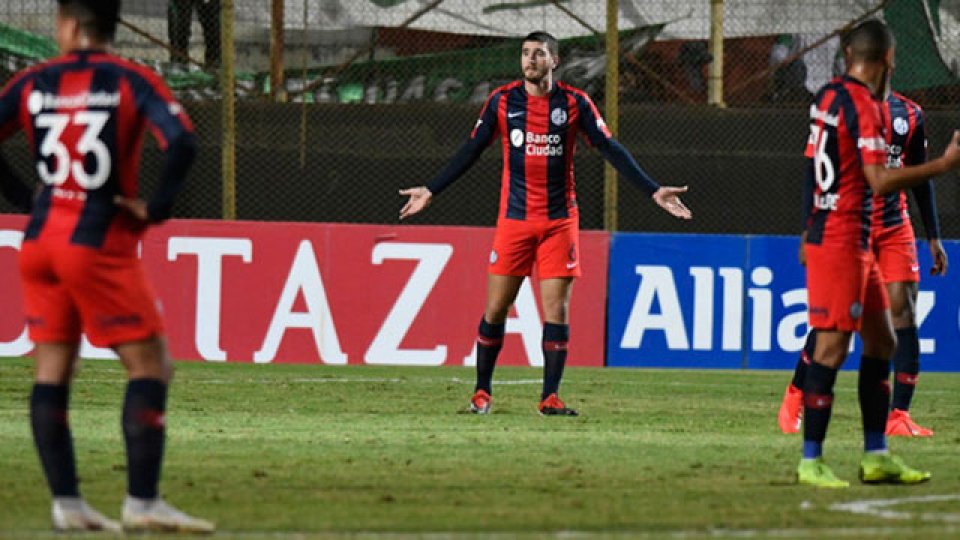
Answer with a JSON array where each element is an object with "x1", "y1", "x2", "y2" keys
[
  {"x1": 425, "y1": 90, "x2": 500, "y2": 195},
  {"x1": 905, "y1": 104, "x2": 928, "y2": 167},
  {"x1": 575, "y1": 91, "x2": 613, "y2": 148},
  {"x1": 130, "y1": 68, "x2": 194, "y2": 149},
  {"x1": 852, "y1": 95, "x2": 886, "y2": 167}
]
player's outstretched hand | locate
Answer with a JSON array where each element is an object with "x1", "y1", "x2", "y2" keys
[
  {"x1": 399, "y1": 186, "x2": 433, "y2": 220},
  {"x1": 941, "y1": 130, "x2": 960, "y2": 170},
  {"x1": 930, "y1": 239, "x2": 948, "y2": 276},
  {"x1": 114, "y1": 196, "x2": 149, "y2": 222},
  {"x1": 652, "y1": 186, "x2": 692, "y2": 220}
]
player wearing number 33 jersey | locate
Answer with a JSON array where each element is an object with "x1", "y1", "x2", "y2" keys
[{"x1": 0, "y1": 47, "x2": 196, "y2": 346}]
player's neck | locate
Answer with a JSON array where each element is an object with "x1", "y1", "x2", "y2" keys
[
  {"x1": 845, "y1": 64, "x2": 884, "y2": 96},
  {"x1": 524, "y1": 75, "x2": 553, "y2": 97},
  {"x1": 61, "y1": 36, "x2": 109, "y2": 54}
]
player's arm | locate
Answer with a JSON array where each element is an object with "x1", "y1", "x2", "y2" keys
[
  {"x1": 863, "y1": 130, "x2": 960, "y2": 196},
  {"x1": 0, "y1": 75, "x2": 35, "y2": 212},
  {"x1": 904, "y1": 108, "x2": 947, "y2": 275},
  {"x1": 577, "y1": 93, "x2": 691, "y2": 219},
  {"x1": 116, "y1": 70, "x2": 197, "y2": 223},
  {"x1": 400, "y1": 92, "x2": 499, "y2": 220},
  {"x1": 798, "y1": 159, "x2": 815, "y2": 265}
]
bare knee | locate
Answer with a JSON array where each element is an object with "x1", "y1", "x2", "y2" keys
[
  {"x1": 115, "y1": 336, "x2": 173, "y2": 383},
  {"x1": 863, "y1": 330, "x2": 896, "y2": 360}
]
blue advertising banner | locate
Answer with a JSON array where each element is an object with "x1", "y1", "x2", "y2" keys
[{"x1": 607, "y1": 233, "x2": 960, "y2": 372}]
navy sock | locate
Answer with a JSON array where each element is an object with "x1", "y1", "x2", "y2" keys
[
  {"x1": 802, "y1": 362, "x2": 838, "y2": 459},
  {"x1": 123, "y1": 379, "x2": 168, "y2": 499},
  {"x1": 475, "y1": 318, "x2": 504, "y2": 394},
  {"x1": 30, "y1": 384, "x2": 80, "y2": 497},
  {"x1": 891, "y1": 327, "x2": 920, "y2": 411},
  {"x1": 858, "y1": 356, "x2": 890, "y2": 452},
  {"x1": 541, "y1": 323, "x2": 569, "y2": 400},
  {"x1": 792, "y1": 330, "x2": 816, "y2": 389}
]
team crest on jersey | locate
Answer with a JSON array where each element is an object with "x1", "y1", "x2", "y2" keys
[
  {"x1": 489, "y1": 249, "x2": 498, "y2": 265},
  {"x1": 510, "y1": 129, "x2": 524, "y2": 147},
  {"x1": 551, "y1": 107, "x2": 568, "y2": 126},
  {"x1": 893, "y1": 117, "x2": 909, "y2": 136},
  {"x1": 849, "y1": 302, "x2": 863, "y2": 320}
]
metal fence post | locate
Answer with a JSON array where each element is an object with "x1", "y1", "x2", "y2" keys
[
  {"x1": 221, "y1": 0, "x2": 236, "y2": 220},
  {"x1": 270, "y1": 0, "x2": 286, "y2": 102},
  {"x1": 604, "y1": 0, "x2": 619, "y2": 232},
  {"x1": 708, "y1": 0, "x2": 725, "y2": 107}
]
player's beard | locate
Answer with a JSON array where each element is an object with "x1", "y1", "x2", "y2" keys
[{"x1": 524, "y1": 66, "x2": 546, "y2": 84}]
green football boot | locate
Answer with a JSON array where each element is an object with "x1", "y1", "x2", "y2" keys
[
  {"x1": 859, "y1": 453, "x2": 931, "y2": 484},
  {"x1": 797, "y1": 457, "x2": 850, "y2": 488}
]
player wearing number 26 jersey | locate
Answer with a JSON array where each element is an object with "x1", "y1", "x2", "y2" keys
[{"x1": 0, "y1": 48, "x2": 195, "y2": 346}]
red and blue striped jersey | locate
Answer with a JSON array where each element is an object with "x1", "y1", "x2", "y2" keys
[
  {"x1": 469, "y1": 80, "x2": 612, "y2": 221},
  {"x1": 0, "y1": 49, "x2": 194, "y2": 253},
  {"x1": 872, "y1": 92, "x2": 928, "y2": 232},
  {"x1": 804, "y1": 76, "x2": 886, "y2": 249}
]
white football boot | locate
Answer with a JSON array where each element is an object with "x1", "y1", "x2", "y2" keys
[
  {"x1": 121, "y1": 496, "x2": 215, "y2": 534},
  {"x1": 51, "y1": 497, "x2": 121, "y2": 533}
]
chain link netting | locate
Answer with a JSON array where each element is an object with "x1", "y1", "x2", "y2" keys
[{"x1": 2, "y1": 1, "x2": 960, "y2": 236}]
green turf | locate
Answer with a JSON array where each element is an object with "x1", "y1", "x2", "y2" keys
[{"x1": 1, "y1": 357, "x2": 958, "y2": 539}]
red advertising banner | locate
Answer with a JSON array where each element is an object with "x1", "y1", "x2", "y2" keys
[{"x1": 0, "y1": 215, "x2": 608, "y2": 367}]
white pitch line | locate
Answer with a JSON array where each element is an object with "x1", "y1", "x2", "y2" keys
[{"x1": 830, "y1": 494, "x2": 960, "y2": 523}]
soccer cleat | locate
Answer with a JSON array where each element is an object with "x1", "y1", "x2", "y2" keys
[
  {"x1": 886, "y1": 409, "x2": 934, "y2": 437},
  {"x1": 859, "y1": 453, "x2": 931, "y2": 484},
  {"x1": 122, "y1": 496, "x2": 215, "y2": 534},
  {"x1": 796, "y1": 458, "x2": 849, "y2": 488},
  {"x1": 469, "y1": 389, "x2": 492, "y2": 414},
  {"x1": 538, "y1": 393, "x2": 578, "y2": 416},
  {"x1": 778, "y1": 383, "x2": 803, "y2": 434},
  {"x1": 51, "y1": 497, "x2": 122, "y2": 532}
]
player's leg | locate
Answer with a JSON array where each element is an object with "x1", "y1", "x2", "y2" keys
[
  {"x1": 886, "y1": 280, "x2": 931, "y2": 436},
  {"x1": 778, "y1": 330, "x2": 815, "y2": 433},
  {"x1": 533, "y1": 219, "x2": 579, "y2": 416},
  {"x1": 469, "y1": 273, "x2": 525, "y2": 413},
  {"x1": 538, "y1": 277, "x2": 576, "y2": 415},
  {"x1": 857, "y1": 305, "x2": 930, "y2": 484},
  {"x1": 196, "y1": 0, "x2": 221, "y2": 67},
  {"x1": 20, "y1": 243, "x2": 120, "y2": 531},
  {"x1": 65, "y1": 250, "x2": 213, "y2": 533}
]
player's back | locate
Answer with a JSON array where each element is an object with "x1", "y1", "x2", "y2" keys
[
  {"x1": 4, "y1": 50, "x2": 192, "y2": 254},
  {"x1": 805, "y1": 76, "x2": 886, "y2": 249}
]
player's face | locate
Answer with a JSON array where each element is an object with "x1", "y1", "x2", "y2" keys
[{"x1": 521, "y1": 41, "x2": 557, "y2": 84}]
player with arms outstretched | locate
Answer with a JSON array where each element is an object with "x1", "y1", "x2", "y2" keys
[
  {"x1": 0, "y1": 0, "x2": 213, "y2": 532},
  {"x1": 399, "y1": 31, "x2": 691, "y2": 416},
  {"x1": 779, "y1": 90, "x2": 946, "y2": 438},
  {"x1": 792, "y1": 19, "x2": 960, "y2": 488}
]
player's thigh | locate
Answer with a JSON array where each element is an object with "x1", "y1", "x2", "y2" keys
[
  {"x1": 484, "y1": 274, "x2": 526, "y2": 322},
  {"x1": 56, "y1": 248, "x2": 164, "y2": 349},
  {"x1": 536, "y1": 218, "x2": 581, "y2": 279},
  {"x1": 490, "y1": 220, "x2": 537, "y2": 277},
  {"x1": 115, "y1": 335, "x2": 173, "y2": 383},
  {"x1": 811, "y1": 329, "x2": 853, "y2": 369},
  {"x1": 873, "y1": 225, "x2": 920, "y2": 284},
  {"x1": 18, "y1": 241, "x2": 82, "y2": 345},
  {"x1": 33, "y1": 342, "x2": 82, "y2": 385},
  {"x1": 539, "y1": 277, "x2": 574, "y2": 324},
  {"x1": 805, "y1": 244, "x2": 870, "y2": 333},
  {"x1": 885, "y1": 281, "x2": 918, "y2": 328}
]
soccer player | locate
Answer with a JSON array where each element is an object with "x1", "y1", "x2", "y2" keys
[
  {"x1": 792, "y1": 19, "x2": 960, "y2": 488},
  {"x1": 779, "y1": 91, "x2": 946, "y2": 438},
  {"x1": 0, "y1": 0, "x2": 213, "y2": 532},
  {"x1": 399, "y1": 31, "x2": 691, "y2": 416}
]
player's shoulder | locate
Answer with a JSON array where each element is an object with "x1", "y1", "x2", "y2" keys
[
  {"x1": 555, "y1": 80, "x2": 591, "y2": 101},
  {"x1": 890, "y1": 91, "x2": 924, "y2": 115},
  {"x1": 87, "y1": 52, "x2": 169, "y2": 90},
  {"x1": 490, "y1": 80, "x2": 523, "y2": 97}
]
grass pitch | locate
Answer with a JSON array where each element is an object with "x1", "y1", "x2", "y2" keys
[{"x1": 1, "y1": 357, "x2": 958, "y2": 539}]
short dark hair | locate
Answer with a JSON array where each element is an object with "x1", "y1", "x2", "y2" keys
[
  {"x1": 522, "y1": 31, "x2": 559, "y2": 57},
  {"x1": 842, "y1": 19, "x2": 894, "y2": 63},
  {"x1": 57, "y1": 0, "x2": 121, "y2": 43}
]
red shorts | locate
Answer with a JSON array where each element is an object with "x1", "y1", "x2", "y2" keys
[
  {"x1": 18, "y1": 240, "x2": 163, "y2": 347},
  {"x1": 489, "y1": 218, "x2": 581, "y2": 278},
  {"x1": 806, "y1": 243, "x2": 888, "y2": 332},
  {"x1": 872, "y1": 223, "x2": 919, "y2": 284}
]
